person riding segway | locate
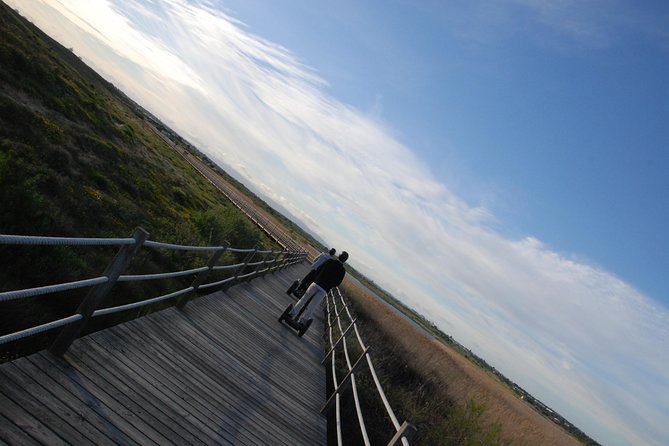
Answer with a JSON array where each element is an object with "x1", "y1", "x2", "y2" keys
[
  {"x1": 279, "y1": 251, "x2": 348, "y2": 337},
  {"x1": 286, "y1": 248, "x2": 336, "y2": 298}
]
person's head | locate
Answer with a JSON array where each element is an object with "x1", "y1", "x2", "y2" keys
[
  {"x1": 338, "y1": 251, "x2": 349, "y2": 263},
  {"x1": 329, "y1": 248, "x2": 336, "y2": 256}
]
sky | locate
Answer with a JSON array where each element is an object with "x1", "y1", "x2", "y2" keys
[{"x1": 6, "y1": 1, "x2": 668, "y2": 444}]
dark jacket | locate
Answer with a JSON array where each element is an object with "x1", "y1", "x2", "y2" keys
[{"x1": 313, "y1": 259, "x2": 346, "y2": 291}]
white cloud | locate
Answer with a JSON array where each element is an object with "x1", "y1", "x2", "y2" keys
[{"x1": 8, "y1": 1, "x2": 669, "y2": 445}]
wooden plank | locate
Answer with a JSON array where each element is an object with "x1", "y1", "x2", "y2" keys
[
  {"x1": 50, "y1": 344, "x2": 192, "y2": 446},
  {"x1": 171, "y1": 286, "x2": 323, "y2": 399},
  {"x1": 170, "y1": 293, "x2": 322, "y2": 398},
  {"x1": 0, "y1": 412, "x2": 40, "y2": 446},
  {"x1": 0, "y1": 390, "x2": 68, "y2": 446},
  {"x1": 178, "y1": 296, "x2": 325, "y2": 418},
  {"x1": 92, "y1": 262, "x2": 324, "y2": 445},
  {"x1": 0, "y1": 264, "x2": 326, "y2": 445},
  {"x1": 132, "y1": 271, "x2": 324, "y2": 444},
  {"x1": 194, "y1": 277, "x2": 324, "y2": 375},
  {"x1": 33, "y1": 353, "x2": 165, "y2": 445},
  {"x1": 1, "y1": 363, "x2": 101, "y2": 445},
  {"x1": 82, "y1": 335, "x2": 237, "y2": 446},
  {"x1": 64, "y1": 339, "x2": 212, "y2": 446},
  {"x1": 11, "y1": 355, "x2": 134, "y2": 446},
  {"x1": 103, "y1": 323, "x2": 264, "y2": 446},
  {"x1": 125, "y1": 313, "x2": 306, "y2": 445},
  {"x1": 83, "y1": 331, "x2": 236, "y2": 445}
]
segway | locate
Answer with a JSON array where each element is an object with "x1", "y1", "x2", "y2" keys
[
  {"x1": 286, "y1": 279, "x2": 311, "y2": 299},
  {"x1": 278, "y1": 297, "x2": 314, "y2": 337}
]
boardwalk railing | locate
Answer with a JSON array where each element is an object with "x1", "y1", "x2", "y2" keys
[
  {"x1": 150, "y1": 124, "x2": 304, "y2": 253},
  {"x1": 182, "y1": 154, "x2": 303, "y2": 253},
  {"x1": 323, "y1": 287, "x2": 417, "y2": 446},
  {"x1": 0, "y1": 227, "x2": 306, "y2": 356}
]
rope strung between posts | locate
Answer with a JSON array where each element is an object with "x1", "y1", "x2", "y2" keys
[
  {"x1": 0, "y1": 315, "x2": 83, "y2": 345},
  {"x1": 0, "y1": 277, "x2": 109, "y2": 302},
  {"x1": 0, "y1": 227, "x2": 307, "y2": 353},
  {"x1": 0, "y1": 234, "x2": 135, "y2": 246}
]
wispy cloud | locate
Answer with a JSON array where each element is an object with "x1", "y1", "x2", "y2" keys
[
  {"x1": 9, "y1": 1, "x2": 669, "y2": 445},
  {"x1": 421, "y1": 0, "x2": 669, "y2": 51},
  {"x1": 509, "y1": 0, "x2": 669, "y2": 49}
]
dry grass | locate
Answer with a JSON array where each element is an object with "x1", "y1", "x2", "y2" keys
[{"x1": 340, "y1": 278, "x2": 583, "y2": 446}]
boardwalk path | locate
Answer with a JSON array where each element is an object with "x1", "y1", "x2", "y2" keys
[{"x1": 0, "y1": 263, "x2": 326, "y2": 445}]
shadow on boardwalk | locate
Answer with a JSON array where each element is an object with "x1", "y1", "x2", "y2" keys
[{"x1": 0, "y1": 263, "x2": 326, "y2": 446}]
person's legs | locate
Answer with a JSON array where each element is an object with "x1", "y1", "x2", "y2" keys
[
  {"x1": 297, "y1": 269, "x2": 317, "y2": 292},
  {"x1": 299, "y1": 290, "x2": 326, "y2": 321},
  {"x1": 290, "y1": 283, "x2": 326, "y2": 321}
]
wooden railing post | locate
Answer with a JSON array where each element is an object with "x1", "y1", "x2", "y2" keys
[
  {"x1": 49, "y1": 227, "x2": 149, "y2": 357},
  {"x1": 387, "y1": 421, "x2": 417, "y2": 446},
  {"x1": 261, "y1": 249, "x2": 274, "y2": 277},
  {"x1": 227, "y1": 247, "x2": 257, "y2": 288},
  {"x1": 321, "y1": 318, "x2": 357, "y2": 364},
  {"x1": 280, "y1": 252, "x2": 294, "y2": 270},
  {"x1": 277, "y1": 252, "x2": 288, "y2": 270},
  {"x1": 320, "y1": 346, "x2": 370, "y2": 415},
  {"x1": 270, "y1": 248, "x2": 284, "y2": 273},
  {"x1": 177, "y1": 243, "x2": 228, "y2": 309},
  {"x1": 275, "y1": 251, "x2": 286, "y2": 270}
]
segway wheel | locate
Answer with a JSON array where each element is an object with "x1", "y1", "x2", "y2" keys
[
  {"x1": 279, "y1": 304, "x2": 293, "y2": 323},
  {"x1": 298, "y1": 318, "x2": 313, "y2": 337},
  {"x1": 286, "y1": 280, "x2": 299, "y2": 295}
]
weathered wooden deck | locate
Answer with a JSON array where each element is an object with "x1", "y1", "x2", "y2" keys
[{"x1": 0, "y1": 263, "x2": 326, "y2": 445}]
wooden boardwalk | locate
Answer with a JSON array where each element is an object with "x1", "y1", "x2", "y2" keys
[{"x1": 0, "y1": 263, "x2": 326, "y2": 445}]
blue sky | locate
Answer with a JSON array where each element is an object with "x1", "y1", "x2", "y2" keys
[
  {"x1": 218, "y1": 0, "x2": 669, "y2": 300},
  {"x1": 8, "y1": 1, "x2": 668, "y2": 445}
]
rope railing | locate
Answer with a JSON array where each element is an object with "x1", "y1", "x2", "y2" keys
[
  {"x1": 323, "y1": 287, "x2": 417, "y2": 446},
  {"x1": 0, "y1": 234, "x2": 135, "y2": 246},
  {"x1": 143, "y1": 240, "x2": 223, "y2": 251},
  {"x1": 0, "y1": 227, "x2": 307, "y2": 356},
  {"x1": 0, "y1": 277, "x2": 109, "y2": 302},
  {"x1": 93, "y1": 286, "x2": 195, "y2": 317},
  {"x1": 0, "y1": 315, "x2": 83, "y2": 345},
  {"x1": 117, "y1": 266, "x2": 210, "y2": 282}
]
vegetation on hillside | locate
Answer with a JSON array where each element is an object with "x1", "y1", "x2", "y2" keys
[
  {"x1": 326, "y1": 285, "x2": 510, "y2": 446},
  {"x1": 0, "y1": 3, "x2": 273, "y2": 361}
]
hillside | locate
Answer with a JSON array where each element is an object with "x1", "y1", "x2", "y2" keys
[{"x1": 0, "y1": 2, "x2": 274, "y2": 360}]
